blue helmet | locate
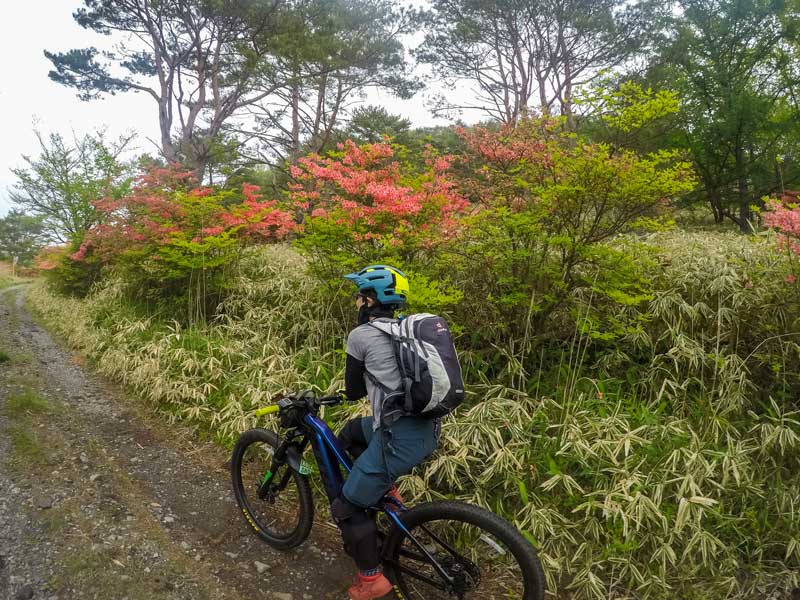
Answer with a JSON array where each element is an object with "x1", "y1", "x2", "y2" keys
[{"x1": 344, "y1": 265, "x2": 409, "y2": 306}]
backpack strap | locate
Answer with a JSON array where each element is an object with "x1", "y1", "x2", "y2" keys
[
  {"x1": 367, "y1": 321, "x2": 414, "y2": 414},
  {"x1": 404, "y1": 317, "x2": 422, "y2": 388}
]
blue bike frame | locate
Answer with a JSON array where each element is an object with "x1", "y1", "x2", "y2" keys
[
  {"x1": 293, "y1": 410, "x2": 459, "y2": 593},
  {"x1": 303, "y1": 414, "x2": 409, "y2": 534}
]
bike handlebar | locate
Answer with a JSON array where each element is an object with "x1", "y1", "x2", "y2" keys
[
  {"x1": 254, "y1": 392, "x2": 344, "y2": 417},
  {"x1": 254, "y1": 404, "x2": 280, "y2": 417}
]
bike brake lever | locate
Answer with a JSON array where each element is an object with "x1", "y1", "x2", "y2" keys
[{"x1": 318, "y1": 394, "x2": 344, "y2": 406}]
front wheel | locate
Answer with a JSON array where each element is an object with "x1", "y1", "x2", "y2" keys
[
  {"x1": 230, "y1": 428, "x2": 314, "y2": 550},
  {"x1": 382, "y1": 501, "x2": 546, "y2": 600}
]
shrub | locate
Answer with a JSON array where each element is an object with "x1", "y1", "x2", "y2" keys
[
  {"x1": 35, "y1": 239, "x2": 102, "y2": 297},
  {"x1": 432, "y1": 118, "x2": 695, "y2": 382},
  {"x1": 290, "y1": 140, "x2": 469, "y2": 314},
  {"x1": 563, "y1": 231, "x2": 799, "y2": 414},
  {"x1": 71, "y1": 165, "x2": 295, "y2": 321},
  {"x1": 764, "y1": 196, "x2": 800, "y2": 284}
]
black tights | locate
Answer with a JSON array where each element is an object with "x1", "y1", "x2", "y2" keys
[
  {"x1": 333, "y1": 418, "x2": 380, "y2": 571},
  {"x1": 338, "y1": 417, "x2": 369, "y2": 460}
]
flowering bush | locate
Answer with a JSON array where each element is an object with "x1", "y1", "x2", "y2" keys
[
  {"x1": 291, "y1": 140, "x2": 469, "y2": 312},
  {"x1": 764, "y1": 198, "x2": 800, "y2": 249},
  {"x1": 71, "y1": 165, "x2": 295, "y2": 320},
  {"x1": 35, "y1": 240, "x2": 103, "y2": 296},
  {"x1": 764, "y1": 197, "x2": 800, "y2": 285}
]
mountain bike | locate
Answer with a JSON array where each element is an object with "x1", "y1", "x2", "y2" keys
[{"x1": 230, "y1": 391, "x2": 546, "y2": 599}]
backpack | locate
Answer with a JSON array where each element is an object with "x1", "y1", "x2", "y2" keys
[{"x1": 367, "y1": 313, "x2": 465, "y2": 419}]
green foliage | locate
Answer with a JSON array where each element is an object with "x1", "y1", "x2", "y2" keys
[
  {"x1": 340, "y1": 105, "x2": 413, "y2": 145},
  {"x1": 25, "y1": 0, "x2": 800, "y2": 594},
  {"x1": 45, "y1": 1, "x2": 275, "y2": 172},
  {"x1": 70, "y1": 167, "x2": 294, "y2": 322},
  {"x1": 0, "y1": 209, "x2": 45, "y2": 266},
  {"x1": 28, "y1": 233, "x2": 800, "y2": 598},
  {"x1": 251, "y1": 0, "x2": 421, "y2": 162},
  {"x1": 46, "y1": 0, "x2": 420, "y2": 175},
  {"x1": 649, "y1": 0, "x2": 800, "y2": 228},
  {"x1": 619, "y1": 231, "x2": 800, "y2": 411},
  {"x1": 593, "y1": 82, "x2": 681, "y2": 134},
  {"x1": 10, "y1": 130, "x2": 134, "y2": 243},
  {"x1": 417, "y1": 0, "x2": 657, "y2": 123},
  {"x1": 290, "y1": 140, "x2": 468, "y2": 314},
  {"x1": 6, "y1": 389, "x2": 51, "y2": 417},
  {"x1": 576, "y1": 80, "x2": 683, "y2": 154},
  {"x1": 442, "y1": 119, "x2": 695, "y2": 369},
  {"x1": 39, "y1": 236, "x2": 103, "y2": 298}
]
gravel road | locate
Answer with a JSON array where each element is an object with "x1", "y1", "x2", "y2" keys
[{"x1": 0, "y1": 284, "x2": 354, "y2": 600}]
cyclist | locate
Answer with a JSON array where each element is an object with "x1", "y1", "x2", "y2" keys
[{"x1": 334, "y1": 265, "x2": 439, "y2": 600}]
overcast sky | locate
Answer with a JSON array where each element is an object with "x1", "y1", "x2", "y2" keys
[{"x1": 0, "y1": 2, "x2": 455, "y2": 217}]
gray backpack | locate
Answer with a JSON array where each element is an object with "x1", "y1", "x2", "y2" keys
[{"x1": 368, "y1": 313, "x2": 465, "y2": 418}]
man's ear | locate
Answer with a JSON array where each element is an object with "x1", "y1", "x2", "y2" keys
[{"x1": 366, "y1": 297, "x2": 377, "y2": 308}]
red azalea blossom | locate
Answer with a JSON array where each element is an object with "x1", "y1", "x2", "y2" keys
[
  {"x1": 73, "y1": 165, "x2": 295, "y2": 267},
  {"x1": 765, "y1": 199, "x2": 800, "y2": 257},
  {"x1": 289, "y1": 140, "x2": 469, "y2": 254}
]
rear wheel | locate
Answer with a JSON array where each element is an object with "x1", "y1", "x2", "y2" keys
[
  {"x1": 382, "y1": 501, "x2": 545, "y2": 600},
  {"x1": 230, "y1": 428, "x2": 314, "y2": 550}
]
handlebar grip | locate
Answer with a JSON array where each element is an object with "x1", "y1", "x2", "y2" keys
[{"x1": 255, "y1": 405, "x2": 280, "y2": 417}]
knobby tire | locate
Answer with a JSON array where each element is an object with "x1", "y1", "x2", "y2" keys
[
  {"x1": 383, "y1": 501, "x2": 545, "y2": 600},
  {"x1": 231, "y1": 428, "x2": 314, "y2": 550}
]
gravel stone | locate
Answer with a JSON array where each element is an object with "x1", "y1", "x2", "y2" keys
[
  {"x1": 254, "y1": 561, "x2": 268, "y2": 574},
  {"x1": 15, "y1": 584, "x2": 34, "y2": 599}
]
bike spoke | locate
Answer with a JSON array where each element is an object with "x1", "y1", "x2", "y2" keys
[
  {"x1": 419, "y1": 523, "x2": 468, "y2": 557},
  {"x1": 396, "y1": 547, "x2": 429, "y2": 563},
  {"x1": 389, "y1": 516, "x2": 528, "y2": 599},
  {"x1": 384, "y1": 560, "x2": 451, "y2": 591}
]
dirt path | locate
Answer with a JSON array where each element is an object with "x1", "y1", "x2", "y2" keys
[{"x1": 0, "y1": 284, "x2": 352, "y2": 600}]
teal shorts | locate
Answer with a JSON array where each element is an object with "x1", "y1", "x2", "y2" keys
[{"x1": 342, "y1": 416, "x2": 438, "y2": 508}]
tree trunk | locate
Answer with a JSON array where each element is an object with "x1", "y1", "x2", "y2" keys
[
  {"x1": 537, "y1": 73, "x2": 550, "y2": 116},
  {"x1": 708, "y1": 189, "x2": 724, "y2": 224},
  {"x1": 562, "y1": 60, "x2": 574, "y2": 130},
  {"x1": 290, "y1": 78, "x2": 301, "y2": 160},
  {"x1": 159, "y1": 96, "x2": 177, "y2": 164},
  {"x1": 736, "y1": 145, "x2": 752, "y2": 233}
]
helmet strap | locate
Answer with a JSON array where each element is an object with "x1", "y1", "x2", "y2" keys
[
  {"x1": 357, "y1": 302, "x2": 395, "y2": 326},
  {"x1": 357, "y1": 303, "x2": 371, "y2": 326}
]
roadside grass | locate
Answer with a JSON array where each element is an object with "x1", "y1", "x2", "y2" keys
[
  {"x1": 8, "y1": 424, "x2": 48, "y2": 465},
  {"x1": 0, "y1": 274, "x2": 21, "y2": 290},
  {"x1": 3, "y1": 389, "x2": 53, "y2": 470},
  {"x1": 0, "y1": 349, "x2": 9, "y2": 363},
  {"x1": 53, "y1": 544, "x2": 194, "y2": 600},
  {"x1": 0, "y1": 260, "x2": 37, "y2": 291},
  {"x1": 39, "y1": 501, "x2": 73, "y2": 534},
  {"x1": 10, "y1": 350, "x2": 33, "y2": 364},
  {"x1": 6, "y1": 389, "x2": 51, "y2": 417}
]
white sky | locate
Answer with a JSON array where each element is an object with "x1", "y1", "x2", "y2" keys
[{"x1": 0, "y1": 2, "x2": 459, "y2": 217}]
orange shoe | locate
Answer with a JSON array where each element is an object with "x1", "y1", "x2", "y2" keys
[
  {"x1": 383, "y1": 485, "x2": 404, "y2": 512},
  {"x1": 348, "y1": 572, "x2": 392, "y2": 600}
]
